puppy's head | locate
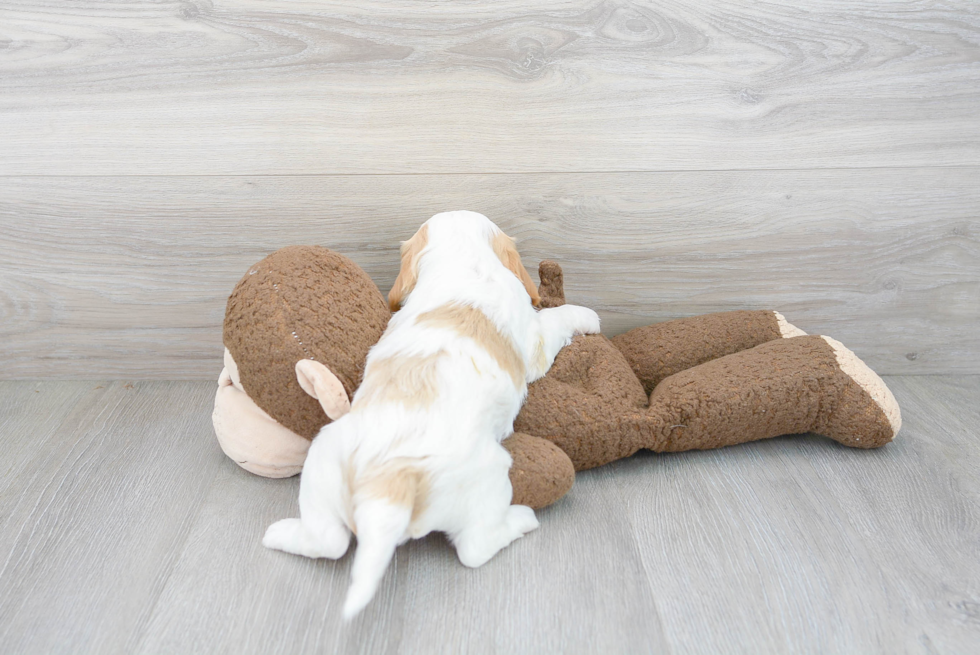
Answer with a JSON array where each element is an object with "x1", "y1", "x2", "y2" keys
[{"x1": 387, "y1": 211, "x2": 540, "y2": 311}]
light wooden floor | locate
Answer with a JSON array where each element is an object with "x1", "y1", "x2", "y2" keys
[{"x1": 1, "y1": 376, "x2": 977, "y2": 654}]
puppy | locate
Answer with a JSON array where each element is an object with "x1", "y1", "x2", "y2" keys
[{"x1": 263, "y1": 211, "x2": 601, "y2": 619}]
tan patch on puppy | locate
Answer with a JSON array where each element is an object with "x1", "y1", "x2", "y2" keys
[
  {"x1": 343, "y1": 459, "x2": 358, "y2": 534},
  {"x1": 418, "y1": 303, "x2": 526, "y2": 388},
  {"x1": 530, "y1": 335, "x2": 548, "y2": 378},
  {"x1": 491, "y1": 232, "x2": 541, "y2": 307},
  {"x1": 388, "y1": 224, "x2": 429, "y2": 312},
  {"x1": 355, "y1": 351, "x2": 445, "y2": 409},
  {"x1": 360, "y1": 459, "x2": 431, "y2": 523}
]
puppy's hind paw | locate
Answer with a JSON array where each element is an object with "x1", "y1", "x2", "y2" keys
[
  {"x1": 507, "y1": 504, "x2": 540, "y2": 535},
  {"x1": 264, "y1": 517, "x2": 350, "y2": 559},
  {"x1": 263, "y1": 518, "x2": 304, "y2": 553},
  {"x1": 454, "y1": 506, "x2": 539, "y2": 569}
]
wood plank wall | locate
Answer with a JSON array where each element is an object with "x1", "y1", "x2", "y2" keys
[{"x1": 1, "y1": 0, "x2": 978, "y2": 378}]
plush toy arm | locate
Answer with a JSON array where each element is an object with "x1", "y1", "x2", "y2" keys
[
  {"x1": 611, "y1": 310, "x2": 807, "y2": 395},
  {"x1": 537, "y1": 260, "x2": 805, "y2": 394}
]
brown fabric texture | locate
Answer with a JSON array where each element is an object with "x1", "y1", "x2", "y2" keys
[
  {"x1": 223, "y1": 246, "x2": 390, "y2": 439},
  {"x1": 515, "y1": 335, "x2": 651, "y2": 470},
  {"x1": 503, "y1": 433, "x2": 575, "y2": 509},
  {"x1": 611, "y1": 310, "x2": 783, "y2": 395},
  {"x1": 515, "y1": 334, "x2": 896, "y2": 471}
]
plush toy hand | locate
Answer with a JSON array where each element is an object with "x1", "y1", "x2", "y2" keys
[{"x1": 537, "y1": 260, "x2": 566, "y2": 308}]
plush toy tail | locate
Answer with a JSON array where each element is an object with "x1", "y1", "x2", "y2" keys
[{"x1": 342, "y1": 464, "x2": 423, "y2": 620}]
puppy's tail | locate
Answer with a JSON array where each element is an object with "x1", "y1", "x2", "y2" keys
[{"x1": 342, "y1": 464, "x2": 425, "y2": 620}]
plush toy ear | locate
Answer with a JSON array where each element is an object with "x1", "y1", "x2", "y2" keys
[
  {"x1": 492, "y1": 231, "x2": 541, "y2": 307},
  {"x1": 295, "y1": 359, "x2": 352, "y2": 420},
  {"x1": 387, "y1": 224, "x2": 429, "y2": 312}
]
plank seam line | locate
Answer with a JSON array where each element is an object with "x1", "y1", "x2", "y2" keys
[{"x1": 2, "y1": 164, "x2": 980, "y2": 179}]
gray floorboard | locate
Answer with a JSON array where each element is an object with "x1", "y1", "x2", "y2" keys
[{"x1": 0, "y1": 377, "x2": 977, "y2": 654}]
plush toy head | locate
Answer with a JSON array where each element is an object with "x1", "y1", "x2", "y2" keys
[
  {"x1": 214, "y1": 246, "x2": 389, "y2": 476},
  {"x1": 224, "y1": 245, "x2": 390, "y2": 436}
]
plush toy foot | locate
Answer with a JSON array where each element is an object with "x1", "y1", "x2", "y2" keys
[
  {"x1": 646, "y1": 335, "x2": 901, "y2": 452},
  {"x1": 503, "y1": 432, "x2": 575, "y2": 509},
  {"x1": 611, "y1": 310, "x2": 806, "y2": 394},
  {"x1": 816, "y1": 336, "x2": 902, "y2": 445}
]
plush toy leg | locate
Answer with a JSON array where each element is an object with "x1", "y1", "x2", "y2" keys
[
  {"x1": 518, "y1": 334, "x2": 900, "y2": 471},
  {"x1": 503, "y1": 433, "x2": 575, "y2": 509},
  {"x1": 643, "y1": 335, "x2": 901, "y2": 453},
  {"x1": 611, "y1": 310, "x2": 807, "y2": 395}
]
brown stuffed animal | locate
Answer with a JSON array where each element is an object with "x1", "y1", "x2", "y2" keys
[{"x1": 213, "y1": 248, "x2": 900, "y2": 508}]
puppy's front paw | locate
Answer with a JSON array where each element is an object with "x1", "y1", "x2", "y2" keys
[{"x1": 568, "y1": 305, "x2": 601, "y2": 336}]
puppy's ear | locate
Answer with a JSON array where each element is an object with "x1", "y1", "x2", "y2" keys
[
  {"x1": 492, "y1": 231, "x2": 541, "y2": 307},
  {"x1": 387, "y1": 224, "x2": 429, "y2": 312}
]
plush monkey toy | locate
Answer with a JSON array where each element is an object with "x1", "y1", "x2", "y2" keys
[{"x1": 214, "y1": 248, "x2": 900, "y2": 508}]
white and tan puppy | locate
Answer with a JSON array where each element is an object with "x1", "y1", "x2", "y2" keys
[{"x1": 263, "y1": 211, "x2": 600, "y2": 619}]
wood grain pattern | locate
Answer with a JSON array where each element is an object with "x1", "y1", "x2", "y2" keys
[
  {"x1": 1, "y1": 377, "x2": 977, "y2": 653},
  {"x1": 0, "y1": 381, "x2": 95, "y2": 562},
  {"x1": 0, "y1": 381, "x2": 222, "y2": 654},
  {"x1": 134, "y1": 463, "x2": 670, "y2": 654},
  {"x1": 614, "y1": 374, "x2": 980, "y2": 654},
  {"x1": 1, "y1": 169, "x2": 977, "y2": 378},
  {"x1": 1, "y1": 0, "x2": 979, "y2": 174},
  {"x1": 391, "y1": 470, "x2": 670, "y2": 654}
]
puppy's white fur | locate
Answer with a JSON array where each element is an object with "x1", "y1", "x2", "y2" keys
[{"x1": 263, "y1": 211, "x2": 600, "y2": 619}]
